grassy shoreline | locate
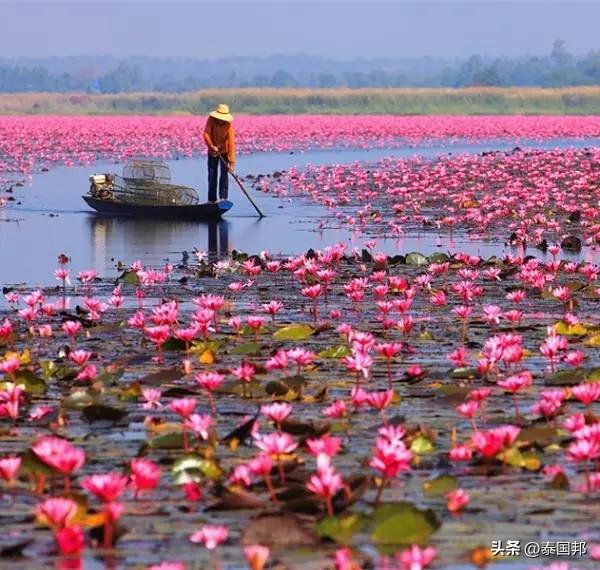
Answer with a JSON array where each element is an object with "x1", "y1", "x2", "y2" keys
[{"x1": 1, "y1": 87, "x2": 600, "y2": 115}]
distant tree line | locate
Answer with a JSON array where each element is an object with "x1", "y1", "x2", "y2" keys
[{"x1": 1, "y1": 41, "x2": 599, "y2": 93}]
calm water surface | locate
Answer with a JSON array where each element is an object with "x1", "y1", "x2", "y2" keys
[{"x1": 1, "y1": 138, "x2": 598, "y2": 285}]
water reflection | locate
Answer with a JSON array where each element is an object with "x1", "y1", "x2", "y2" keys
[{"x1": 88, "y1": 216, "x2": 231, "y2": 271}]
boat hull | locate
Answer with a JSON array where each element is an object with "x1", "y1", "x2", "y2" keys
[{"x1": 83, "y1": 196, "x2": 232, "y2": 220}]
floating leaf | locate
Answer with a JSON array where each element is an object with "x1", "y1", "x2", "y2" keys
[
  {"x1": 548, "y1": 472, "x2": 570, "y2": 490},
  {"x1": 370, "y1": 501, "x2": 441, "y2": 545},
  {"x1": 241, "y1": 514, "x2": 319, "y2": 547},
  {"x1": 216, "y1": 379, "x2": 265, "y2": 397},
  {"x1": 585, "y1": 334, "x2": 600, "y2": 348},
  {"x1": 13, "y1": 369, "x2": 47, "y2": 395},
  {"x1": 544, "y1": 368, "x2": 584, "y2": 386},
  {"x1": 207, "y1": 488, "x2": 264, "y2": 511},
  {"x1": 149, "y1": 431, "x2": 184, "y2": 450},
  {"x1": 316, "y1": 513, "x2": 366, "y2": 544},
  {"x1": 62, "y1": 389, "x2": 102, "y2": 410},
  {"x1": 428, "y1": 253, "x2": 450, "y2": 263},
  {"x1": 162, "y1": 337, "x2": 187, "y2": 351},
  {"x1": 117, "y1": 270, "x2": 140, "y2": 285},
  {"x1": 273, "y1": 324, "x2": 314, "y2": 341},
  {"x1": 139, "y1": 368, "x2": 184, "y2": 386},
  {"x1": 281, "y1": 417, "x2": 330, "y2": 438},
  {"x1": 230, "y1": 342, "x2": 262, "y2": 356},
  {"x1": 554, "y1": 321, "x2": 588, "y2": 336},
  {"x1": 198, "y1": 349, "x2": 216, "y2": 364},
  {"x1": 450, "y1": 367, "x2": 479, "y2": 380},
  {"x1": 517, "y1": 426, "x2": 557, "y2": 446},
  {"x1": 422, "y1": 474, "x2": 457, "y2": 497},
  {"x1": 172, "y1": 455, "x2": 222, "y2": 484},
  {"x1": 410, "y1": 436, "x2": 435, "y2": 455},
  {"x1": 318, "y1": 345, "x2": 352, "y2": 359},
  {"x1": 20, "y1": 449, "x2": 54, "y2": 477},
  {"x1": 265, "y1": 380, "x2": 292, "y2": 396},
  {"x1": 223, "y1": 414, "x2": 259, "y2": 445},
  {"x1": 81, "y1": 404, "x2": 128, "y2": 423},
  {"x1": 405, "y1": 252, "x2": 428, "y2": 266},
  {"x1": 191, "y1": 340, "x2": 223, "y2": 355}
]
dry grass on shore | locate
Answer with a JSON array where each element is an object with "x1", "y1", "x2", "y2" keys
[{"x1": 1, "y1": 86, "x2": 600, "y2": 115}]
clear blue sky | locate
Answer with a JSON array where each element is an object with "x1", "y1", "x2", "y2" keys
[{"x1": 1, "y1": 1, "x2": 598, "y2": 59}]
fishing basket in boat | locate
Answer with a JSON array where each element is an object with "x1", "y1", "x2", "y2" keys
[{"x1": 89, "y1": 159, "x2": 199, "y2": 206}]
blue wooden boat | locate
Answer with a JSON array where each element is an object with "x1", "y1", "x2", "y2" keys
[{"x1": 83, "y1": 196, "x2": 233, "y2": 220}]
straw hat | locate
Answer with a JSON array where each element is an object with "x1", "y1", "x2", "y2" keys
[{"x1": 209, "y1": 103, "x2": 234, "y2": 122}]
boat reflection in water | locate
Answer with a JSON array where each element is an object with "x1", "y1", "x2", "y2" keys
[{"x1": 88, "y1": 216, "x2": 231, "y2": 273}]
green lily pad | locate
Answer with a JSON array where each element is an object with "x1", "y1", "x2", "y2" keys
[
  {"x1": 316, "y1": 513, "x2": 367, "y2": 544},
  {"x1": 230, "y1": 342, "x2": 262, "y2": 356},
  {"x1": 172, "y1": 454, "x2": 222, "y2": 484},
  {"x1": 81, "y1": 404, "x2": 128, "y2": 423},
  {"x1": 116, "y1": 270, "x2": 140, "y2": 285},
  {"x1": 428, "y1": 253, "x2": 450, "y2": 263},
  {"x1": 273, "y1": 324, "x2": 314, "y2": 341},
  {"x1": 422, "y1": 474, "x2": 458, "y2": 497},
  {"x1": 370, "y1": 501, "x2": 441, "y2": 545},
  {"x1": 318, "y1": 345, "x2": 352, "y2": 359},
  {"x1": 149, "y1": 431, "x2": 185, "y2": 450},
  {"x1": 554, "y1": 321, "x2": 588, "y2": 336},
  {"x1": 163, "y1": 337, "x2": 187, "y2": 351},
  {"x1": 544, "y1": 368, "x2": 584, "y2": 386},
  {"x1": 62, "y1": 389, "x2": 102, "y2": 410},
  {"x1": 13, "y1": 369, "x2": 47, "y2": 395},
  {"x1": 405, "y1": 252, "x2": 429, "y2": 266},
  {"x1": 450, "y1": 367, "x2": 479, "y2": 380},
  {"x1": 410, "y1": 436, "x2": 435, "y2": 455}
]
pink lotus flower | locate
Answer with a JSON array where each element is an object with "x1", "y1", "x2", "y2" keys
[
  {"x1": 286, "y1": 347, "x2": 316, "y2": 372},
  {"x1": 396, "y1": 544, "x2": 437, "y2": 570},
  {"x1": 0, "y1": 455, "x2": 21, "y2": 485},
  {"x1": 31, "y1": 436, "x2": 85, "y2": 491},
  {"x1": 571, "y1": 382, "x2": 600, "y2": 406},
  {"x1": 447, "y1": 488, "x2": 470, "y2": 512},
  {"x1": 567, "y1": 439, "x2": 600, "y2": 462},
  {"x1": 306, "y1": 434, "x2": 342, "y2": 458},
  {"x1": 81, "y1": 472, "x2": 128, "y2": 503},
  {"x1": 0, "y1": 356, "x2": 20, "y2": 377},
  {"x1": 69, "y1": 349, "x2": 92, "y2": 367},
  {"x1": 141, "y1": 387, "x2": 162, "y2": 410},
  {"x1": 471, "y1": 430, "x2": 504, "y2": 459},
  {"x1": 61, "y1": 320, "x2": 82, "y2": 338},
  {"x1": 189, "y1": 525, "x2": 228, "y2": 550},
  {"x1": 255, "y1": 432, "x2": 298, "y2": 457},
  {"x1": 128, "y1": 311, "x2": 146, "y2": 329},
  {"x1": 185, "y1": 413, "x2": 213, "y2": 440},
  {"x1": 169, "y1": 397, "x2": 197, "y2": 419},
  {"x1": 449, "y1": 445, "x2": 473, "y2": 462},
  {"x1": 323, "y1": 400, "x2": 347, "y2": 419},
  {"x1": 243, "y1": 544, "x2": 270, "y2": 570},
  {"x1": 261, "y1": 402, "x2": 292, "y2": 427},
  {"x1": 266, "y1": 349, "x2": 289, "y2": 371},
  {"x1": 262, "y1": 300, "x2": 283, "y2": 324},
  {"x1": 34, "y1": 497, "x2": 78, "y2": 528},
  {"x1": 56, "y1": 524, "x2": 85, "y2": 555},
  {"x1": 130, "y1": 458, "x2": 161, "y2": 498},
  {"x1": 307, "y1": 454, "x2": 344, "y2": 516}
]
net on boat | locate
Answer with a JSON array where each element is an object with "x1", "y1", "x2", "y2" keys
[{"x1": 89, "y1": 159, "x2": 199, "y2": 206}]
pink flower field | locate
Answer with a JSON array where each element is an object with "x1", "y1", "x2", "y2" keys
[
  {"x1": 1, "y1": 114, "x2": 600, "y2": 181},
  {"x1": 1, "y1": 115, "x2": 600, "y2": 570}
]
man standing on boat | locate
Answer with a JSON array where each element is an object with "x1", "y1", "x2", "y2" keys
[{"x1": 204, "y1": 104, "x2": 235, "y2": 203}]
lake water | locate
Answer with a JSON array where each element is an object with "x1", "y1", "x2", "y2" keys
[{"x1": 1, "y1": 138, "x2": 598, "y2": 286}]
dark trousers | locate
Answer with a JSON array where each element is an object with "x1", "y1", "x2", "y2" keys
[{"x1": 207, "y1": 153, "x2": 229, "y2": 202}]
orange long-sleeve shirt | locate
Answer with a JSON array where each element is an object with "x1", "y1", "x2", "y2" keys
[{"x1": 203, "y1": 116, "x2": 236, "y2": 165}]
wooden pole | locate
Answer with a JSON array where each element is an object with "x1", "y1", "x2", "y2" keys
[{"x1": 217, "y1": 154, "x2": 265, "y2": 218}]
